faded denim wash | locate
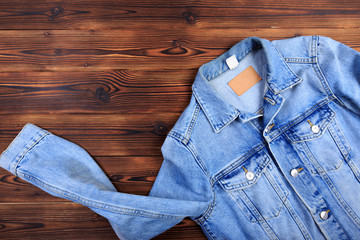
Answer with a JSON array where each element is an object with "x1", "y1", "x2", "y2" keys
[{"x1": 1, "y1": 35, "x2": 360, "y2": 239}]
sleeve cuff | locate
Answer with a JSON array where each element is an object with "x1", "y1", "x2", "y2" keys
[{"x1": 0, "y1": 123, "x2": 50, "y2": 176}]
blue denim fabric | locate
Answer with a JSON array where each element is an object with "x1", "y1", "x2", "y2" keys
[{"x1": 1, "y1": 35, "x2": 360, "y2": 239}]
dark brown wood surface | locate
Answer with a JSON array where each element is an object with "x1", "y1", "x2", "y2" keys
[{"x1": 0, "y1": 0, "x2": 359, "y2": 239}]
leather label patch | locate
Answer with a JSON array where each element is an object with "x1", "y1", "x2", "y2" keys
[{"x1": 227, "y1": 65, "x2": 262, "y2": 96}]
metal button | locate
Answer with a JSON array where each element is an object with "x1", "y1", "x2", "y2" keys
[
  {"x1": 311, "y1": 125, "x2": 320, "y2": 133},
  {"x1": 320, "y1": 210, "x2": 330, "y2": 220},
  {"x1": 290, "y1": 169, "x2": 299, "y2": 177},
  {"x1": 246, "y1": 171, "x2": 255, "y2": 181}
]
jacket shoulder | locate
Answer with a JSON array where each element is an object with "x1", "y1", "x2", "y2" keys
[
  {"x1": 271, "y1": 35, "x2": 316, "y2": 58},
  {"x1": 167, "y1": 94, "x2": 201, "y2": 145}
]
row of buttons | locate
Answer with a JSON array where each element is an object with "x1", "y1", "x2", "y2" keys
[
  {"x1": 261, "y1": 100, "x2": 327, "y2": 220},
  {"x1": 245, "y1": 160, "x2": 330, "y2": 220},
  {"x1": 263, "y1": 96, "x2": 320, "y2": 134},
  {"x1": 290, "y1": 167, "x2": 330, "y2": 220},
  {"x1": 265, "y1": 121, "x2": 320, "y2": 134}
]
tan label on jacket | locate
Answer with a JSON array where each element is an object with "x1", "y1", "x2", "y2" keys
[{"x1": 227, "y1": 65, "x2": 262, "y2": 96}]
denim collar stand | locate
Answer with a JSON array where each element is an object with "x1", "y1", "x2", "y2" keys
[{"x1": 192, "y1": 36, "x2": 303, "y2": 133}]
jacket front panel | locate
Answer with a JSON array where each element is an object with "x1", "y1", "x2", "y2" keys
[{"x1": 170, "y1": 35, "x2": 360, "y2": 239}]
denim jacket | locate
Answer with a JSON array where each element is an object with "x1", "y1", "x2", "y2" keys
[{"x1": 1, "y1": 35, "x2": 360, "y2": 240}]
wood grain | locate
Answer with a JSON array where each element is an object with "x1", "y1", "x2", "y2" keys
[
  {"x1": 0, "y1": 0, "x2": 359, "y2": 239},
  {"x1": 0, "y1": 70, "x2": 194, "y2": 114},
  {"x1": 0, "y1": 29, "x2": 358, "y2": 72},
  {"x1": 0, "y1": 0, "x2": 358, "y2": 30},
  {"x1": 0, "y1": 203, "x2": 203, "y2": 239}
]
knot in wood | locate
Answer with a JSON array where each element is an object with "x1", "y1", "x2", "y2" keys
[
  {"x1": 96, "y1": 87, "x2": 110, "y2": 103},
  {"x1": 183, "y1": 12, "x2": 197, "y2": 24},
  {"x1": 172, "y1": 40, "x2": 181, "y2": 47},
  {"x1": 153, "y1": 122, "x2": 168, "y2": 135},
  {"x1": 54, "y1": 49, "x2": 62, "y2": 55},
  {"x1": 51, "y1": 6, "x2": 64, "y2": 16}
]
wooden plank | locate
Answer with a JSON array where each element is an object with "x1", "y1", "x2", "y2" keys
[
  {"x1": 0, "y1": 155, "x2": 163, "y2": 202},
  {"x1": 0, "y1": 202, "x2": 206, "y2": 239},
  {"x1": 0, "y1": 29, "x2": 359, "y2": 71},
  {"x1": 0, "y1": 70, "x2": 194, "y2": 114},
  {"x1": 155, "y1": 218, "x2": 207, "y2": 239},
  {"x1": 0, "y1": 1, "x2": 358, "y2": 30},
  {"x1": 0, "y1": 113, "x2": 181, "y2": 156},
  {"x1": 0, "y1": 202, "x2": 118, "y2": 239}
]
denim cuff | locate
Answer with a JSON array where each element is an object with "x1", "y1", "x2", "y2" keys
[{"x1": 0, "y1": 123, "x2": 50, "y2": 176}]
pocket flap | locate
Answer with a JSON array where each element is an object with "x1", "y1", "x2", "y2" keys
[
  {"x1": 285, "y1": 104, "x2": 335, "y2": 143},
  {"x1": 219, "y1": 151, "x2": 270, "y2": 190}
]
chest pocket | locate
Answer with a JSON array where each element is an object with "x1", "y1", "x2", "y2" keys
[
  {"x1": 284, "y1": 103, "x2": 351, "y2": 174},
  {"x1": 219, "y1": 150, "x2": 289, "y2": 223}
]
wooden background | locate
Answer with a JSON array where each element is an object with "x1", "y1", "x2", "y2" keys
[{"x1": 0, "y1": 0, "x2": 359, "y2": 239}]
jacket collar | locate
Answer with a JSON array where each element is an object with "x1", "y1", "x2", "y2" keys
[{"x1": 192, "y1": 36, "x2": 302, "y2": 133}]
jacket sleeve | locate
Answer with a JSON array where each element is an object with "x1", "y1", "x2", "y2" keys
[
  {"x1": 317, "y1": 35, "x2": 360, "y2": 115},
  {"x1": 0, "y1": 123, "x2": 213, "y2": 240}
]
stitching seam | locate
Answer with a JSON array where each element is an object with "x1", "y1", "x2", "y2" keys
[
  {"x1": 167, "y1": 133, "x2": 215, "y2": 222},
  {"x1": 312, "y1": 35, "x2": 346, "y2": 108},
  {"x1": 183, "y1": 102, "x2": 200, "y2": 145},
  {"x1": 14, "y1": 132, "x2": 50, "y2": 176}
]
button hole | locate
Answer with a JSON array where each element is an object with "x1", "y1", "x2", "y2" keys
[
  {"x1": 264, "y1": 97, "x2": 276, "y2": 105},
  {"x1": 297, "y1": 167, "x2": 304, "y2": 172},
  {"x1": 242, "y1": 166, "x2": 248, "y2": 173},
  {"x1": 268, "y1": 123, "x2": 275, "y2": 130}
]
